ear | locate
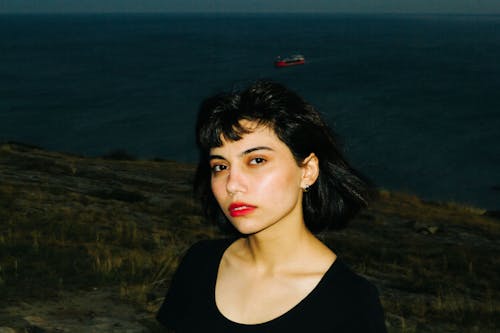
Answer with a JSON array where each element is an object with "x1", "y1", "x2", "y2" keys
[{"x1": 300, "y1": 153, "x2": 319, "y2": 189}]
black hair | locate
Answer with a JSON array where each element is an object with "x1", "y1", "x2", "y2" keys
[{"x1": 194, "y1": 80, "x2": 372, "y2": 233}]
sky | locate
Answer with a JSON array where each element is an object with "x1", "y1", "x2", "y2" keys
[{"x1": 0, "y1": 0, "x2": 499, "y2": 14}]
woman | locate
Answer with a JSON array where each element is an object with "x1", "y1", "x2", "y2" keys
[{"x1": 157, "y1": 80, "x2": 387, "y2": 332}]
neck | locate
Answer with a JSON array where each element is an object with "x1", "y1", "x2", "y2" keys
[{"x1": 242, "y1": 221, "x2": 318, "y2": 272}]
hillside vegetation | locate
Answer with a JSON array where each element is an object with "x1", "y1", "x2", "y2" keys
[{"x1": 0, "y1": 142, "x2": 498, "y2": 332}]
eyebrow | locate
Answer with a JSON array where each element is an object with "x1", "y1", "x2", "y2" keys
[{"x1": 209, "y1": 146, "x2": 274, "y2": 161}]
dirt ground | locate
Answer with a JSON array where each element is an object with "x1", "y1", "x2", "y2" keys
[{"x1": 0, "y1": 287, "x2": 161, "y2": 333}]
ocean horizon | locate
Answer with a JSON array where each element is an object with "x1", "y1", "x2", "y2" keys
[{"x1": 0, "y1": 13, "x2": 499, "y2": 209}]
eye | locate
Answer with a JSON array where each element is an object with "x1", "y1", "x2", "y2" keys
[
  {"x1": 211, "y1": 164, "x2": 228, "y2": 173},
  {"x1": 249, "y1": 157, "x2": 266, "y2": 165}
]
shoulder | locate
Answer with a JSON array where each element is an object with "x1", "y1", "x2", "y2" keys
[
  {"x1": 156, "y1": 238, "x2": 234, "y2": 328},
  {"x1": 329, "y1": 259, "x2": 379, "y2": 296},
  {"x1": 320, "y1": 259, "x2": 387, "y2": 331},
  {"x1": 323, "y1": 259, "x2": 383, "y2": 311},
  {"x1": 176, "y1": 238, "x2": 234, "y2": 270},
  {"x1": 183, "y1": 238, "x2": 234, "y2": 258},
  {"x1": 189, "y1": 237, "x2": 234, "y2": 251}
]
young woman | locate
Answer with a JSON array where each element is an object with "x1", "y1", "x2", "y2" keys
[{"x1": 157, "y1": 80, "x2": 387, "y2": 332}]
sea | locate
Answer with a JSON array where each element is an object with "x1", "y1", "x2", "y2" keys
[{"x1": 0, "y1": 13, "x2": 499, "y2": 210}]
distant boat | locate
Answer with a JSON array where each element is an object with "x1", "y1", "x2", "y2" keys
[{"x1": 274, "y1": 54, "x2": 305, "y2": 68}]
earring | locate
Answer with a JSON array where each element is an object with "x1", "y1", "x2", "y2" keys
[{"x1": 302, "y1": 184, "x2": 310, "y2": 192}]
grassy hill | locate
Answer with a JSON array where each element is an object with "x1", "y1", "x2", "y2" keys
[{"x1": 0, "y1": 142, "x2": 498, "y2": 332}]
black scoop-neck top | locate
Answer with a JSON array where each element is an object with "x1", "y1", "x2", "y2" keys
[{"x1": 157, "y1": 238, "x2": 387, "y2": 332}]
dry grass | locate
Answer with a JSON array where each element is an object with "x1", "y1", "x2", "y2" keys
[
  {"x1": 0, "y1": 187, "x2": 209, "y2": 296},
  {"x1": 321, "y1": 189, "x2": 500, "y2": 332}
]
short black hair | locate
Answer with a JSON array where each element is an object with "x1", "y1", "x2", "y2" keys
[{"x1": 194, "y1": 80, "x2": 372, "y2": 233}]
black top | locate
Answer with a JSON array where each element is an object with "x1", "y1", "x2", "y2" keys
[{"x1": 157, "y1": 238, "x2": 387, "y2": 332}]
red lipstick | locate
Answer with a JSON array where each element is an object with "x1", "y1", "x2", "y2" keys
[{"x1": 228, "y1": 202, "x2": 256, "y2": 217}]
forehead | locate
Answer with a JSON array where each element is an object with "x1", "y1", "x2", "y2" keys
[{"x1": 210, "y1": 122, "x2": 286, "y2": 154}]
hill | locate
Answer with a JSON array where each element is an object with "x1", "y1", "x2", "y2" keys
[{"x1": 0, "y1": 142, "x2": 498, "y2": 332}]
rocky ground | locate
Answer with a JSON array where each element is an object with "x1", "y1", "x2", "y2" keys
[{"x1": 0, "y1": 142, "x2": 498, "y2": 332}]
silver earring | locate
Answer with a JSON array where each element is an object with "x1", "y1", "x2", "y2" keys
[{"x1": 302, "y1": 184, "x2": 310, "y2": 192}]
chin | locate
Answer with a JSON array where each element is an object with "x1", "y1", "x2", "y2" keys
[
  {"x1": 233, "y1": 226, "x2": 259, "y2": 235},
  {"x1": 229, "y1": 220, "x2": 264, "y2": 235}
]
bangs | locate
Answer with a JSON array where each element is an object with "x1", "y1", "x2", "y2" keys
[
  {"x1": 196, "y1": 92, "x2": 274, "y2": 152},
  {"x1": 200, "y1": 118, "x2": 275, "y2": 151}
]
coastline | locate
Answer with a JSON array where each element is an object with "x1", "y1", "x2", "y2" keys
[{"x1": 0, "y1": 142, "x2": 498, "y2": 332}]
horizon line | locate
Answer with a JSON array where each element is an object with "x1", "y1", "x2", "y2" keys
[{"x1": 1, "y1": 11, "x2": 500, "y2": 15}]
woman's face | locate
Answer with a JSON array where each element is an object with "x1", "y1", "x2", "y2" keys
[{"x1": 209, "y1": 122, "x2": 310, "y2": 235}]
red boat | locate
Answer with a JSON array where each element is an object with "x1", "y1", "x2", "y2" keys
[{"x1": 274, "y1": 54, "x2": 305, "y2": 68}]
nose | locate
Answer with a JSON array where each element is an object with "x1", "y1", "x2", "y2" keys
[{"x1": 225, "y1": 167, "x2": 247, "y2": 196}]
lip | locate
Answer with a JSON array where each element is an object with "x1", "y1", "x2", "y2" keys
[{"x1": 228, "y1": 202, "x2": 256, "y2": 217}]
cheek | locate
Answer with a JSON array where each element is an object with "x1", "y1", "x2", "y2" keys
[
  {"x1": 256, "y1": 169, "x2": 300, "y2": 199},
  {"x1": 210, "y1": 177, "x2": 225, "y2": 202}
]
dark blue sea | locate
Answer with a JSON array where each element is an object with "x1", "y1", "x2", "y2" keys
[{"x1": 1, "y1": 13, "x2": 499, "y2": 209}]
